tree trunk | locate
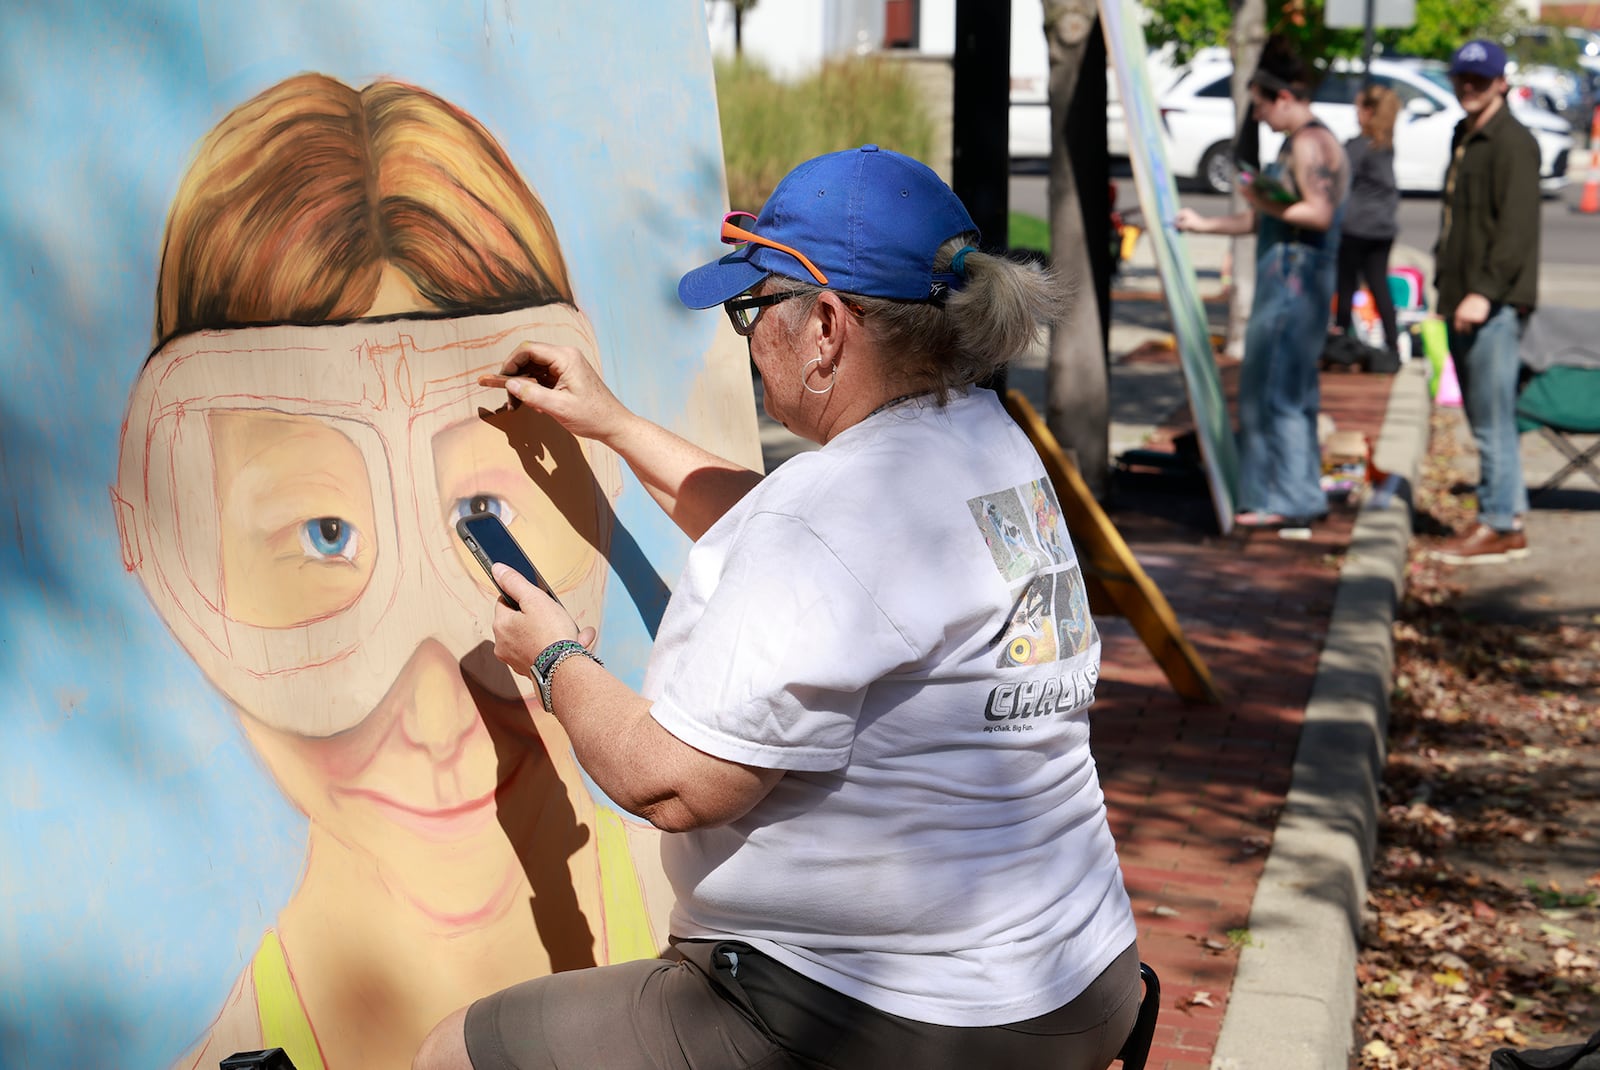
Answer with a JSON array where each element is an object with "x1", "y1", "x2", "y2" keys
[
  {"x1": 1225, "y1": 0, "x2": 1268, "y2": 359},
  {"x1": 1043, "y1": 0, "x2": 1111, "y2": 498}
]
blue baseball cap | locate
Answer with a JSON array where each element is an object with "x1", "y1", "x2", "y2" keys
[
  {"x1": 1449, "y1": 39, "x2": 1507, "y2": 79},
  {"x1": 678, "y1": 144, "x2": 978, "y2": 309}
]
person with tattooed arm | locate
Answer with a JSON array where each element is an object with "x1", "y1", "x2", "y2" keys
[{"x1": 1177, "y1": 36, "x2": 1350, "y2": 532}]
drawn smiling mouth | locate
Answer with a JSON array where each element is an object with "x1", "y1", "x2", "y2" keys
[{"x1": 338, "y1": 740, "x2": 543, "y2": 842}]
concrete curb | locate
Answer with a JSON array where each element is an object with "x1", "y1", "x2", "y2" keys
[{"x1": 1209, "y1": 361, "x2": 1433, "y2": 1070}]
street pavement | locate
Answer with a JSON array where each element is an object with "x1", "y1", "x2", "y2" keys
[{"x1": 750, "y1": 181, "x2": 1599, "y2": 1068}]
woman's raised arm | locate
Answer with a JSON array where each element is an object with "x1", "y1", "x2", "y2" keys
[{"x1": 487, "y1": 341, "x2": 762, "y2": 540}]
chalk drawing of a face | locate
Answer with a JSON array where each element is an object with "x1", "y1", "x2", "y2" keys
[{"x1": 111, "y1": 74, "x2": 667, "y2": 1069}]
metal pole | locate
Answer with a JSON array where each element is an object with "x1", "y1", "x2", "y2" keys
[
  {"x1": 952, "y1": 0, "x2": 1012, "y2": 392},
  {"x1": 1361, "y1": 0, "x2": 1376, "y2": 85},
  {"x1": 951, "y1": 0, "x2": 1011, "y2": 251}
]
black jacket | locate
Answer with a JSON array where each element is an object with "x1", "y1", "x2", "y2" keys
[{"x1": 1434, "y1": 101, "x2": 1542, "y2": 317}]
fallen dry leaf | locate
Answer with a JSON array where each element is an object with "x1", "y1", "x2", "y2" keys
[{"x1": 1355, "y1": 410, "x2": 1600, "y2": 1070}]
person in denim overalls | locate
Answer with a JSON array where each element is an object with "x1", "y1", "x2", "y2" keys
[{"x1": 1177, "y1": 38, "x2": 1350, "y2": 529}]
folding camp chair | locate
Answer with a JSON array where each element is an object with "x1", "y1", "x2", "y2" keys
[
  {"x1": 1517, "y1": 308, "x2": 1600, "y2": 500},
  {"x1": 1517, "y1": 365, "x2": 1600, "y2": 499}
]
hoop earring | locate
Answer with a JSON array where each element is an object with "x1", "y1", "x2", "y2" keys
[{"x1": 801, "y1": 355, "x2": 838, "y2": 395}]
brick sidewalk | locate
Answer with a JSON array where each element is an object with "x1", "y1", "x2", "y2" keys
[{"x1": 1087, "y1": 358, "x2": 1401, "y2": 1070}]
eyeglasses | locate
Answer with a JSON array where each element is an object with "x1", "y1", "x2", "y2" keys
[
  {"x1": 720, "y1": 211, "x2": 830, "y2": 286},
  {"x1": 723, "y1": 289, "x2": 806, "y2": 336},
  {"x1": 725, "y1": 288, "x2": 874, "y2": 336}
]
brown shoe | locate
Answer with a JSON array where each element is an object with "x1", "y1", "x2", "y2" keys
[{"x1": 1428, "y1": 524, "x2": 1529, "y2": 565}]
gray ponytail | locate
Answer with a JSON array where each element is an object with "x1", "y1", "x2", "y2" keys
[{"x1": 771, "y1": 232, "x2": 1065, "y2": 400}]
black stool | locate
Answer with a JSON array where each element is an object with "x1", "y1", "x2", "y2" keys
[
  {"x1": 1115, "y1": 962, "x2": 1161, "y2": 1070},
  {"x1": 221, "y1": 1051, "x2": 296, "y2": 1070}
]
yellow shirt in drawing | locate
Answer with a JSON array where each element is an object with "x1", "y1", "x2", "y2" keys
[{"x1": 251, "y1": 809, "x2": 654, "y2": 1069}]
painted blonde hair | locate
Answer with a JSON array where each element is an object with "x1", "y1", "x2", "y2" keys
[
  {"x1": 1357, "y1": 86, "x2": 1401, "y2": 150},
  {"x1": 155, "y1": 74, "x2": 572, "y2": 343}
]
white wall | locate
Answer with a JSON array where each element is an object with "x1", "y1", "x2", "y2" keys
[
  {"x1": 912, "y1": 0, "x2": 1044, "y2": 78},
  {"x1": 705, "y1": 0, "x2": 827, "y2": 78},
  {"x1": 703, "y1": 0, "x2": 1069, "y2": 94},
  {"x1": 919, "y1": 0, "x2": 956, "y2": 55},
  {"x1": 704, "y1": 0, "x2": 888, "y2": 79},
  {"x1": 1009, "y1": 0, "x2": 1050, "y2": 101},
  {"x1": 704, "y1": 0, "x2": 1184, "y2": 136},
  {"x1": 914, "y1": 0, "x2": 1180, "y2": 101}
]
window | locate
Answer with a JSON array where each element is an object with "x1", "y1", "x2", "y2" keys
[
  {"x1": 1312, "y1": 72, "x2": 1362, "y2": 104},
  {"x1": 1372, "y1": 74, "x2": 1443, "y2": 109},
  {"x1": 1311, "y1": 70, "x2": 1444, "y2": 110}
]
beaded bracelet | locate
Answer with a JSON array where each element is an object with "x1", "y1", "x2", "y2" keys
[
  {"x1": 534, "y1": 639, "x2": 591, "y2": 676},
  {"x1": 530, "y1": 639, "x2": 604, "y2": 712}
]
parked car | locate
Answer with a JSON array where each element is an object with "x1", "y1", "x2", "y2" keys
[
  {"x1": 1569, "y1": 24, "x2": 1600, "y2": 67},
  {"x1": 1514, "y1": 61, "x2": 1590, "y2": 120},
  {"x1": 1401, "y1": 57, "x2": 1568, "y2": 118},
  {"x1": 1008, "y1": 70, "x2": 1139, "y2": 160},
  {"x1": 1507, "y1": 24, "x2": 1600, "y2": 74},
  {"x1": 1402, "y1": 58, "x2": 1580, "y2": 172},
  {"x1": 1154, "y1": 55, "x2": 1573, "y2": 195},
  {"x1": 1501, "y1": 26, "x2": 1599, "y2": 131}
]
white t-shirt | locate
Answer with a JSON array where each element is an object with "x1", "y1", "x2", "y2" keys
[{"x1": 642, "y1": 388, "x2": 1136, "y2": 1028}]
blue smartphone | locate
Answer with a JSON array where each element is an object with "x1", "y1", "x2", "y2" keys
[{"x1": 455, "y1": 512, "x2": 561, "y2": 611}]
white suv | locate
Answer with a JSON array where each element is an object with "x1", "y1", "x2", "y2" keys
[{"x1": 1156, "y1": 54, "x2": 1572, "y2": 195}]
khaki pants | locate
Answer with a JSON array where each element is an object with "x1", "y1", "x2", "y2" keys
[{"x1": 465, "y1": 938, "x2": 1141, "y2": 1070}]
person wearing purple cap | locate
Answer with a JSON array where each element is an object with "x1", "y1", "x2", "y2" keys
[
  {"x1": 414, "y1": 145, "x2": 1142, "y2": 1070},
  {"x1": 1428, "y1": 38, "x2": 1540, "y2": 565}
]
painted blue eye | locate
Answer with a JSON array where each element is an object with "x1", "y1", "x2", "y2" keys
[
  {"x1": 299, "y1": 517, "x2": 361, "y2": 562},
  {"x1": 450, "y1": 495, "x2": 520, "y2": 526}
]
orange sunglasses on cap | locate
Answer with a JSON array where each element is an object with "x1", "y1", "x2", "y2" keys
[{"x1": 720, "y1": 212, "x2": 829, "y2": 286}]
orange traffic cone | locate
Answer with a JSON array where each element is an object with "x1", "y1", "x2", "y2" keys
[{"x1": 1580, "y1": 106, "x2": 1600, "y2": 215}]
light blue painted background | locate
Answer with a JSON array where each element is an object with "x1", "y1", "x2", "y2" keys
[{"x1": 0, "y1": 2, "x2": 733, "y2": 1065}]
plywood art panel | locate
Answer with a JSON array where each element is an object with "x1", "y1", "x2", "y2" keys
[{"x1": 0, "y1": 4, "x2": 755, "y2": 1067}]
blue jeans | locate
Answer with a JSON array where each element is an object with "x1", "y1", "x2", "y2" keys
[
  {"x1": 1449, "y1": 304, "x2": 1528, "y2": 531},
  {"x1": 1239, "y1": 241, "x2": 1336, "y2": 518}
]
